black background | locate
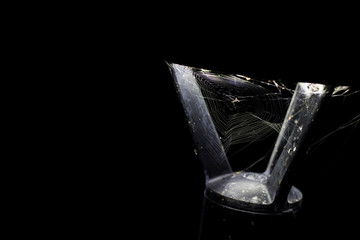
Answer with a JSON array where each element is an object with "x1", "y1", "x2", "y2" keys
[
  {"x1": 14, "y1": 6, "x2": 360, "y2": 239},
  {"x1": 67, "y1": 14, "x2": 360, "y2": 238}
]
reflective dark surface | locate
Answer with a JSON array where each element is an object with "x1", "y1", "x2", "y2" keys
[{"x1": 199, "y1": 193, "x2": 300, "y2": 239}]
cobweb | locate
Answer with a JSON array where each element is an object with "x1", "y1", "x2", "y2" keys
[
  {"x1": 193, "y1": 71, "x2": 291, "y2": 151},
  {"x1": 169, "y1": 63, "x2": 360, "y2": 177}
]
